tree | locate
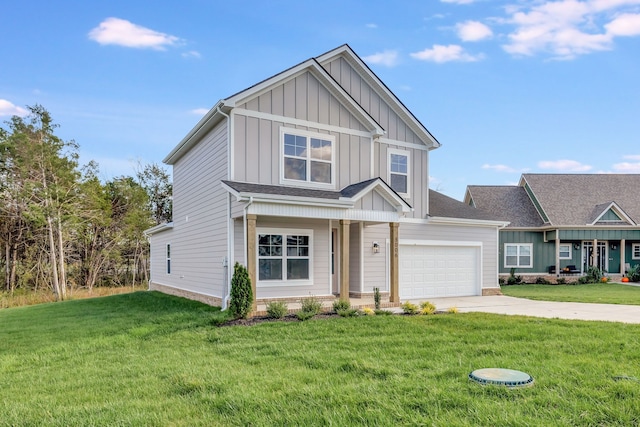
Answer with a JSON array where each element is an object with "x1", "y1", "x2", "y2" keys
[
  {"x1": 229, "y1": 262, "x2": 253, "y2": 319},
  {"x1": 136, "y1": 162, "x2": 172, "y2": 225}
]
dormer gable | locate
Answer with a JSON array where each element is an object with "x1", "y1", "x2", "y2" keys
[{"x1": 589, "y1": 202, "x2": 635, "y2": 225}]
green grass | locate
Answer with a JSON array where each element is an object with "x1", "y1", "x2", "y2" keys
[
  {"x1": 2, "y1": 291, "x2": 640, "y2": 426},
  {"x1": 501, "y1": 282, "x2": 640, "y2": 305}
]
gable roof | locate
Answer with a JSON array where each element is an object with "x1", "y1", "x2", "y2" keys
[
  {"x1": 466, "y1": 186, "x2": 544, "y2": 227},
  {"x1": 428, "y1": 189, "x2": 501, "y2": 222},
  {"x1": 521, "y1": 174, "x2": 640, "y2": 226},
  {"x1": 164, "y1": 44, "x2": 439, "y2": 164},
  {"x1": 222, "y1": 177, "x2": 412, "y2": 213}
]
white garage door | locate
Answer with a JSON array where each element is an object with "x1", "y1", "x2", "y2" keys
[{"x1": 399, "y1": 244, "x2": 480, "y2": 299}]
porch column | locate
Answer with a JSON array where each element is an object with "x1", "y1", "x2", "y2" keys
[
  {"x1": 246, "y1": 214, "x2": 257, "y2": 312},
  {"x1": 592, "y1": 239, "x2": 597, "y2": 268},
  {"x1": 555, "y1": 236, "x2": 560, "y2": 277},
  {"x1": 339, "y1": 220, "x2": 350, "y2": 301},
  {"x1": 389, "y1": 222, "x2": 399, "y2": 303},
  {"x1": 621, "y1": 239, "x2": 626, "y2": 274}
]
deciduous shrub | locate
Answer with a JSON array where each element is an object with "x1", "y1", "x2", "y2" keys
[
  {"x1": 419, "y1": 301, "x2": 436, "y2": 315},
  {"x1": 266, "y1": 301, "x2": 288, "y2": 319},
  {"x1": 297, "y1": 295, "x2": 322, "y2": 320},
  {"x1": 337, "y1": 308, "x2": 359, "y2": 317},
  {"x1": 229, "y1": 262, "x2": 253, "y2": 319},
  {"x1": 401, "y1": 301, "x2": 419, "y2": 315},
  {"x1": 332, "y1": 298, "x2": 350, "y2": 313},
  {"x1": 362, "y1": 307, "x2": 375, "y2": 316},
  {"x1": 447, "y1": 306, "x2": 459, "y2": 314}
]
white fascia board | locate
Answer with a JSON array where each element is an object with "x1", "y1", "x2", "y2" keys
[
  {"x1": 340, "y1": 180, "x2": 412, "y2": 213},
  {"x1": 224, "y1": 59, "x2": 384, "y2": 137},
  {"x1": 220, "y1": 182, "x2": 354, "y2": 209},
  {"x1": 316, "y1": 45, "x2": 439, "y2": 149},
  {"x1": 590, "y1": 202, "x2": 635, "y2": 225},
  {"x1": 163, "y1": 101, "x2": 227, "y2": 164},
  {"x1": 422, "y1": 216, "x2": 510, "y2": 228},
  {"x1": 144, "y1": 222, "x2": 174, "y2": 236}
]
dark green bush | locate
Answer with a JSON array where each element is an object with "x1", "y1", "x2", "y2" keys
[
  {"x1": 628, "y1": 265, "x2": 640, "y2": 282},
  {"x1": 332, "y1": 298, "x2": 350, "y2": 313},
  {"x1": 296, "y1": 310, "x2": 316, "y2": 321},
  {"x1": 373, "y1": 287, "x2": 381, "y2": 310},
  {"x1": 584, "y1": 266, "x2": 603, "y2": 283},
  {"x1": 229, "y1": 262, "x2": 253, "y2": 319},
  {"x1": 535, "y1": 276, "x2": 551, "y2": 285},
  {"x1": 556, "y1": 277, "x2": 567, "y2": 285},
  {"x1": 266, "y1": 301, "x2": 288, "y2": 319},
  {"x1": 337, "y1": 308, "x2": 359, "y2": 317},
  {"x1": 300, "y1": 296, "x2": 322, "y2": 314}
]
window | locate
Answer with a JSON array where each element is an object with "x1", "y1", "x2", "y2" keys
[
  {"x1": 388, "y1": 148, "x2": 410, "y2": 196},
  {"x1": 258, "y1": 229, "x2": 312, "y2": 284},
  {"x1": 633, "y1": 244, "x2": 640, "y2": 260},
  {"x1": 166, "y1": 244, "x2": 171, "y2": 274},
  {"x1": 504, "y1": 243, "x2": 532, "y2": 268},
  {"x1": 281, "y1": 128, "x2": 334, "y2": 187},
  {"x1": 559, "y1": 244, "x2": 571, "y2": 259}
]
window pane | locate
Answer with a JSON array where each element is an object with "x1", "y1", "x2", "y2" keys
[
  {"x1": 519, "y1": 255, "x2": 531, "y2": 266},
  {"x1": 284, "y1": 157, "x2": 307, "y2": 181},
  {"x1": 390, "y1": 173, "x2": 407, "y2": 193},
  {"x1": 287, "y1": 259, "x2": 309, "y2": 280},
  {"x1": 259, "y1": 259, "x2": 282, "y2": 280},
  {"x1": 310, "y1": 161, "x2": 331, "y2": 183},
  {"x1": 520, "y1": 245, "x2": 531, "y2": 256},
  {"x1": 506, "y1": 245, "x2": 517, "y2": 256},
  {"x1": 390, "y1": 154, "x2": 407, "y2": 173},
  {"x1": 284, "y1": 134, "x2": 306, "y2": 157},
  {"x1": 506, "y1": 256, "x2": 517, "y2": 266},
  {"x1": 310, "y1": 138, "x2": 332, "y2": 160}
]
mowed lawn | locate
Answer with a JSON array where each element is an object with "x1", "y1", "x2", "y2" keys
[
  {"x1": 501, "y1": 282, "x2": 640, "y2": 305},
  {"x1": 2, "y1": 292, "x2": 640, "y2": 426}
]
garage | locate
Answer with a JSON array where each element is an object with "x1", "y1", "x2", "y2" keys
[{"x1": 399, "y1": 243, "x2": 480, "y2": 299}]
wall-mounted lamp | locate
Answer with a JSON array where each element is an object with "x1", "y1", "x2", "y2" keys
[
  {"x1": 611, "y1": 243, "x2": 617, "y2": 250},
  {"x1": 573, "y1": 243, "x2": 580, "y2": 250},
  {"x1": 372, "y1": 241, "x2": 380, "y2": 254}
]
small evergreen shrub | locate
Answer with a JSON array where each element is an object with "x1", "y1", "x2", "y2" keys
[
  {"x1": 296, "y1": 310, "x2": 316, "y2": 321},
  {"x1": 266, "y1": 301, "x2": 288, "y2": 319},
  {"x1": 628, "y1": 265, "x2": 640, "y2": 282},
  {"x1": 556, "y1": 277, "x2": 567, "y2": 285},
  {"x1": 337, "y1": 308, "x2": 359, "y2": 317},
  {"x1": 535, "y1": 276, "x2": 551, "y2": 284},
  {"x1": 401, "y1": 301, "x2": 419, "y2": 315},
  {"x1": 419, "y1": 301, "x2": 436, "y2": 315},
  {"x1": 362, "y1": 307, "x2": 375, "y2": 316},
  {"x1": 332, "y1": 298, "x2": 350, "y2": 313},
  {"x1": 373, "y1": 287, "x2": 381, "y2": 310},
  {"x1": 300, "y1": 296, "x2": 322, "y2": 315},
  {"x1": 229, "y1": 262, "x2": 253, "y2": 319},
  {"x1": 506, "y1": 268, "x2": 523, "y2": 285}
]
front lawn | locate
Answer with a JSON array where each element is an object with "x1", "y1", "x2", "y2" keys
[
  {"x1": 1, "y1": 291, "x2": 640, "y2": 426},
  {"x1": 501, "y1": 282, "x2": 640, "y2": 305}
]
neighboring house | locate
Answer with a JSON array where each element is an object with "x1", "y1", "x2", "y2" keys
[
  {"x1": 146, "y1": 45, "x2": 505, "y2": 310},
  {"x1": 465, "y1": 174, "x2": 640, "y2": 278}
]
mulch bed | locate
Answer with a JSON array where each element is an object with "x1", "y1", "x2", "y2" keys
[{"x1": 220, "y1": 312, "x2": 342, "y2": 327}]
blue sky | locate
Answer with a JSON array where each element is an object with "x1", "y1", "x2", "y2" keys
[{"x1": 2, "y1": 0, "x2": 640, "y2": 200}]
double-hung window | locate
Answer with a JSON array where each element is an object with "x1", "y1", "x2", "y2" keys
[
  {"x1": 633, "y1": 243, "x2": 640, "y2": 260},
  {"x1": 258, "y1": 229, "x2": 312, "y2": 285},
  {"x1": 559, "y1": 244, "x2": 571, "y2": 259},
  {"x1": 281, "y1": 128, "x2": 334, "y2": 187},
  {"x1": 388, "y1": 148, "x2": 410, "y2": 196},
  {"x1": 504, "y1": 243, "x2": 532, "y2": 268}
]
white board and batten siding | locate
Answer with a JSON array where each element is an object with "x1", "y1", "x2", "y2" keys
[{"x1": 154, "y1": 120, "x2": 229, "y2": 298}]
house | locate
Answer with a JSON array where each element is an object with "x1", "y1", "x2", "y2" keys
[
  {"x1": 465, "y1": 174, "x2": 640, "y2": 279},
  {"x1": 146, "y1": 45, "x2": 505, "y2": 310}
]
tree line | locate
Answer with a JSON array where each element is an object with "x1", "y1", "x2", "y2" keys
[{"x1": 0, "y1": 105, "x2": 172, "y2": 299}]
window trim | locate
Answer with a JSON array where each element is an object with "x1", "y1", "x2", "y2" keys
[
  {"x1": 559, "y1": 244, "x2": 572, "y2": 260},
  {"x1": 166, "y1": 243, "x2": 171, "y2": 275},
  {"x1": 257, "y1": 227, "x2": 314, "y2": 287},
  {"x1": 387, "y1": 147, "x2": 410, "y2": 198},
  {"x1": 633, "y1": 243, "x2": 640, "y2": 260},
  {"x1": 504, "y1": 243, "x2": 533, "y2": 268},
  {"x1": 280, "y1": 127, "x2": 335, "y2": 189}
]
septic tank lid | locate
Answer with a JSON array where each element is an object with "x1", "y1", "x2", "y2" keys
[{"x1": 469, "y1": 368, "x2": 534, "y2": 388}]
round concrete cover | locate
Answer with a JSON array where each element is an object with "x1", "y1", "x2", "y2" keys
[{"x1": 469, "y1": 368, "x2": 534, "y2": 388}]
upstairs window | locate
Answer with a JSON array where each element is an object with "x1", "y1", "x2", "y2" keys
[
  {"x1": 388, "y1": 148, "x2": 410, "y2": 196},
  {"x1": 281, "y1": 128, "x2": 334, "y2": 187}
]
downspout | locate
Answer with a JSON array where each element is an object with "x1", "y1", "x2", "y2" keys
[{"x1": 217, "y1": 104, "x2": 233, "y2": 310}]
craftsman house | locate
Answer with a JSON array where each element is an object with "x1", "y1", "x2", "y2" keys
[
  {"x1": 146, "y1": 45, "x2": 505, "y2": 309},
  {"x1": 465, "y1": 174, "x2": 640, "y2": 279}
]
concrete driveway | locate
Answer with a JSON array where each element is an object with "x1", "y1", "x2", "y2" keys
[{"x1": 409, "y1": 295, "x2": 640, "y2": 324}]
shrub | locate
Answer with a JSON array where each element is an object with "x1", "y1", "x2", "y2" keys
[
  {"x1": 229, "y1": 262, "x2": 253, "y2": 319},
  {"x1": 401, "y1": 301, "x2": 419, "y2": 315},
  {"x1": 332, "y1": 298, "x2": 350, "y2": 313},
  {"x1": 585, "y1": 266, "x2": 604, "y2": 283},
  {"x1": 419, "y1": 301, "x2": 436, "y2": 315},
  {"x1": 535, "y1": 276, "x2": 551, "y2": 284},
  {"x1": 373, "y1": 287, "x2": 381, "y2": 310},
  {"x1": 337, "y1": 308, "x2": 359, "y2": 317},
  {"x1": 447, "y1": 306, "x2": 459, "y2": 314},
  {"x1": 506, "y1": 268, "x2": 523, "y2": 286},
  {"x1": 374, "y1": 309, "x2": 392, "y2": 316},
  {"x1": 266, "y1": 301, "x2": 288, "y2": 319},
  {"x1": 300, "y1": 295, "x2": 322, "y2": 315},
  {"x1": 362, "y1": 307, "x2": 375, "y2": 316},
  {"x1": 628, "y1": 265, "x2": 640, "y2": 282},
  {"x1": 296, "y1": 310, "x2": 316, "y2": 321},
  {"x1": 556, "y1": 277, "x2": 567, "y2": 285}
]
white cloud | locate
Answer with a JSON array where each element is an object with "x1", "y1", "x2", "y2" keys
[
  {"x1": 0, "y1": 100, "x2": 28, "y2": 117},
  {"x1": 482, "y1": 164, "x2": 519, "y2": 173},
  {"x1": 190, "y1": 108, "x2": 209, "y2": 116},
  {"x1": 366, "y1": 23, "x2": 378, "y2": 29},
  {"x1": 182, "y1": 50, "x2": 202, "y2": 59},
  {"x1": 502, "y1": 1, "x2": 640, "y2": 59},
  {"x1": 456, "y1": 20, "x2": 493, "y2": 41},
  {"x1": 612, "y1": 161, "x2": 640, "y2": 172},
  {"x1": 88, "y1": 17, "x2": 182, "y2": 50},
  {"x1": 538, "y1": 159, "x2": 592, "y2": 171},
  {"x1": 410, "y1": 44, "x2": 484, "y2": 63},
  {"x1": 363, "y1": 50, "x2": 399, "y2": 67},
  {"x1": 623, "y1": 154, "x2": 640, "y2": 160}
]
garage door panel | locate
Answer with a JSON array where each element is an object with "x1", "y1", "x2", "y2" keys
[{"x1": 399, "y1": 244, "x2": 480, "y2": 299}]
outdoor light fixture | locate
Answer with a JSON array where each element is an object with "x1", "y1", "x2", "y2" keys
[
  {"x1": 372, "y1": 242, "x2": 380, "y2": 254},
  {"x1": 611, "y1": 244, "x2": 617, "y2": 250},
  {"x1": 574, "y1": 243, "x2": 580, "y2": 250}
]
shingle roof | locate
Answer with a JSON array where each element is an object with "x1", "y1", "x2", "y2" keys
[
  {"x1": 428, "y1": 189, "x2": 497, "y2": 221},
  {"x1": 522, "y1": 174, "x2": 640, "y2": 226},
  {"x1": 466, "y1": 186, "x2": 544, "y2": 227}
]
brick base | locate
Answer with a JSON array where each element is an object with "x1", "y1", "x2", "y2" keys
[
  {"x1": 482, "y1": 287, "x2": 503, "y2": 296},
  {"x1": 149, "y1": 282, "x2": 223, "y2": 307}
]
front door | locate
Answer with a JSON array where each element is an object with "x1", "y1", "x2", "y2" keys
[{"x1": 582, "y1": 241, "x2": 608, "y2": 272}]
